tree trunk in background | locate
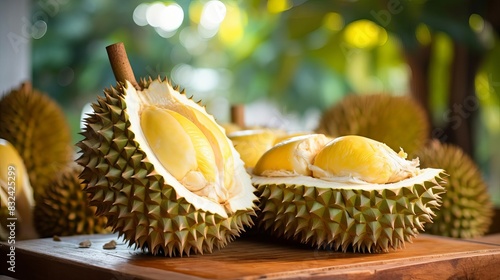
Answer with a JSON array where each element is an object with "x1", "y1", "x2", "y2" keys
[
  {"x1": 444, "y1": 43, "x2": 482, "y2": 157},
  {"x1": 404, "y1": 0, "x2": 500, "y2": 159},
  {"x1": 405, "y1": 45, "x2": 432, "y2": 139},
  {"x1": 405, "y1": 42, "x2": 480, "y2": 158}
]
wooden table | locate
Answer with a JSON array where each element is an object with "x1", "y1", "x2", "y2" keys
[{"x1": 1, "y1": 232, "x2": 500, "y2": 279}]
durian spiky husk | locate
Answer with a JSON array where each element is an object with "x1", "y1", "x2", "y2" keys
[
  {"x1": 0, "y1": 83, "x2": 72, "y2": 200},
  {"x1": 414, "y1": 140, "x2": 493, "y2": 238},
  {"x1": 34, "y1": 164, "x2": 110, "y2": 237},
  {"x1": 77, "y1": 78, "x2": 257, "y2": 256},
  {"x1": 316, "y1": 94, "x2": 429, "y2": 155},
  {"x1": 252, "y1": 134, "x2": 446, "y2": 253}
]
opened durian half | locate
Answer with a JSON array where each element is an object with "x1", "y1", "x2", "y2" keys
[
  {"x1": 252, "y1": 134, "x2": 446, "y2": 253},
  {"x1": 77, "y1": 78, "x2": 257, "y2": 256}
]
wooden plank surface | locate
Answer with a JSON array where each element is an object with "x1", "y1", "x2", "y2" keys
[{"x1": 1, "y1": 232, "x2": 500, "y2": 280}]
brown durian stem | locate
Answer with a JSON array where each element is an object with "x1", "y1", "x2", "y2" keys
[
  {"x1": 106, "y1": 42, "x2": 141, "y2": 90},
  {"x1": 231, "y1": 104, "x2": 245, "y2": 128}
]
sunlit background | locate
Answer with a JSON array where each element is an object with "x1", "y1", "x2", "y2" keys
[{"x1": 1, "y1": 0, "x2": 500, "y2": 205}]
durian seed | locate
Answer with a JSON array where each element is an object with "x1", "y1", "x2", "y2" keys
[
  {"x1": 103, "y1": 240, "x2": 117, "y2": 250},
  {"x1": 79, "y1": 240, "x2": 92, "y2": 248}
]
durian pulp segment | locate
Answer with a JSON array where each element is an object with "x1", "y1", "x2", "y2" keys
[
  {"x1": 228, "y1": 129, "x2": 277, "y2": 169},
  {"x1": 125, "y1": 81, "x2": 254, "y2": 216},
  {"x1": 253, "y1": 167, "x2": 442, "y2": 191},
  {"x1": 253, "y1": 134, "x2": 332, "y2": 177},
  {"x1": 0, "y1": 139, "x2": 30, "y2": 198},
  {"x1": 0, "y1": 139, "x2": 37, "y2": 239},
  {"x1": 140, "y1": 107, "x2": 217, "y2": 196},
  {"x1": 311, "y1": 135, "x2": 419, "y2": 184}
]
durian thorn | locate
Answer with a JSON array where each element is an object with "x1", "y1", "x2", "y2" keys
[{"x1": 106, "y1": 42, "x2": 141, "y2": 90}]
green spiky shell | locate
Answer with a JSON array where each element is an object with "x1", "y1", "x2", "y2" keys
[
  {"x1": 34, "y1": 164, "x2": 110, "y2": 237},
  {"x1": 253, "y1": 170, "x2": 446, "y2": 253},
  {"x1": 0, "y1": 83, "x2": 72, "y2": 200},
  {"x1": 77, "y1": 78, "x2": 256, "y2": 256},
  {"x1": 316, "y1": 94, "x2": 429, "y2": 155},
  {"x1": 414, "y1": 140, "x2": 493, "y2": 238}
]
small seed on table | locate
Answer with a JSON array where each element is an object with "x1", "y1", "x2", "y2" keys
[
  {"x1": 79, "y1": 240, "x2": 92, "y2": 248},
  {"x1": 103, "y1": 240, "x2": 117, "y2": 250}
]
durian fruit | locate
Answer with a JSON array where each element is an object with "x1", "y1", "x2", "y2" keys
[
  {"x1": 228, "y1": 129, "x2": 311, "y2": 169},
  {"x1": 77, "y1": 78, "x2": 257, "y2": 256},
  {"x1": 252, "y1": 134, "x2": 446, "y2": 253},
  {"x1": 0, "y1": 138, "x2": 38, "y2": 240},
  {"x1": 316, "y1": 94, "x2": 429, "y2": 155},
  {"x1": 228, "y1": 129, "x2": 278, "y2": 169},
  {"x1": 0, "y1": 83, "x2": 72, "y2": 200},
  {"x1": 34, "y1": 163, "x2": 110, "y2": 237},
  {"x1": 414, "y1": 140, "x2": 493, "y2": 238}
]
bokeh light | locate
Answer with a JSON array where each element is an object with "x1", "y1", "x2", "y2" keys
[
  {"x1": 344, "y1": 20, "x2": 388, "y2": 48},
  {"x1": 198, "y1": 0, "x2": 226, "y2": 38},
  {"x1": 267, "y1": 0, "x2": 292, "y2": 14},
  {"x1": 134, "y1": 2, "x2": 184, "y2": 37},
  {"x1": 469, "y1": 13, "x2": 485, "y2": 33},
  {"x1": 218, "y1": 3, "x2": 245, "y2": 45},
  {"x1": 31, "y1": 20, "x2": 48, "y2": 39},
  {"x1": 416, "y1": 24, "x2": 431, "y2": 45},
  {"x1": 323, "y1": 12, "x2": 344, "y2": 32},
  {"x1": 133, "y1": 3, "x2": 149, "y2": 26}
]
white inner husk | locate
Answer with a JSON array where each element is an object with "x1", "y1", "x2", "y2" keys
[
  {"x1": 251, "y1": 167, "x2": 443, "y2": 190},
  {"x1": 124, "y1": 81, "x2": 255, "y2": 217}
]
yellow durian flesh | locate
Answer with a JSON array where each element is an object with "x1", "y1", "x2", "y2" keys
[
  {"x1": 140, "y1": 106, "x2": 218, "y2": 198},
  {"x1": 228, "y1": 129, "x2": 278, "y2": 169},
  {"x1": 228, "y1": 128, "x2": 311, "y2": 169},
  {"x1": 126, "y1": 80, "x2": 255, "y2": 215},
  {"x1": 0, "y1": 139, "x2": 37, "y2": 240},
  {"x1": 311, "y1": 135, "x2": 419, "y2": 184},
  {"x1": 253, "y1": 134, "x2": 332, "y2": 177}
]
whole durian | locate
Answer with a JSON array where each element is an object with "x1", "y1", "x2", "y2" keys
[
  {"x1": 0, "y1": 82, "x2": 72, "y2": 200},
  {"x1": 34, "y1": 164, "x2": 110, "y2": 237},
  {"x1": 316, "y1": 94, "x2": 429, "y2": 155},
  {"x1": 414, "y1": 140, "x2": 493, "y2": 238},
  {"x1": 77, "y1": 78, "x2": 257, "y2": 256},
  {"x1": 252, "y1": 134, "x2": 446, "y2": 253}
]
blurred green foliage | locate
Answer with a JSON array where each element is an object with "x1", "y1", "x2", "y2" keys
[{"x1": 31, "y1": 0, "x2": 500, "y2": 204}]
